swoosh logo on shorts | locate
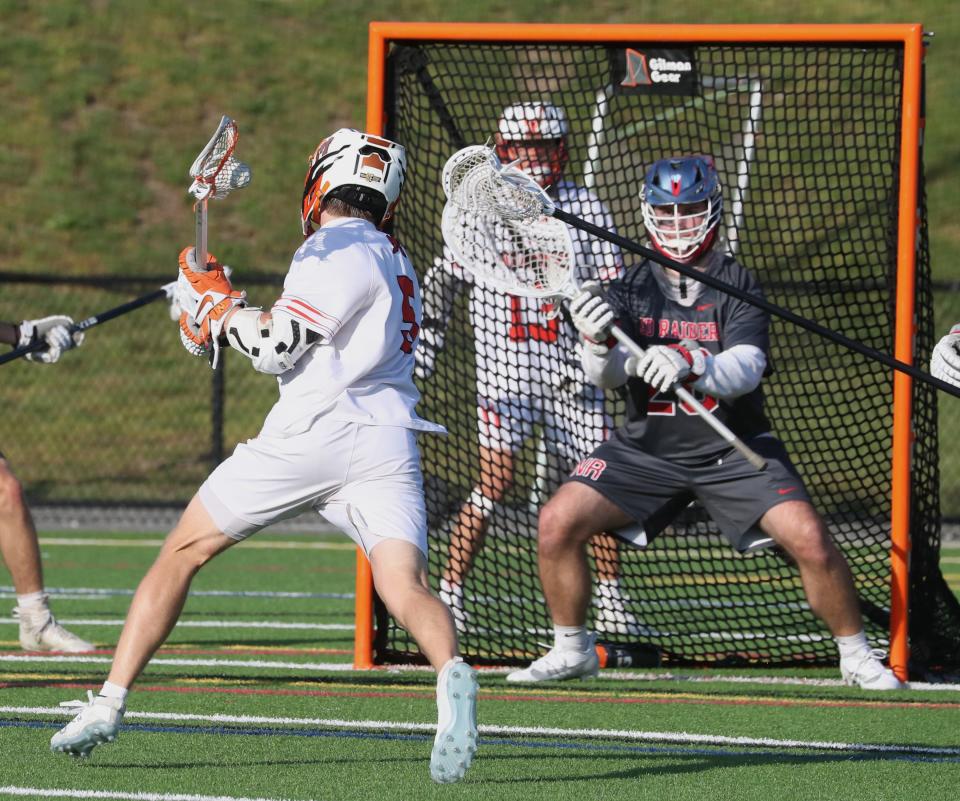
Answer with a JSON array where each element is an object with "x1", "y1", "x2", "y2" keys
[{"x1": 777, "y1": 487, "x2": 798, "y2": 495}]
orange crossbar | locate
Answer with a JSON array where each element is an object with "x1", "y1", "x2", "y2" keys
[{"x1": 357, "y1": 21, "x2": 926, "y2": 674}]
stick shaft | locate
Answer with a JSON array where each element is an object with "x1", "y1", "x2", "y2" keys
[
  {"x1": 552, "y1": 208, "x2": 960, "y2": 400},
  {"x1": 196, "y1": 198, "x2": 209, "y2": 270},
  {"x1": 0, "y1": 283, "x2": 174, "y2": 366}
]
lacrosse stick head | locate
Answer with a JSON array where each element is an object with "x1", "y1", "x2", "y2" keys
[
  {"x1": 188, "y1": 116, "x2": 253, "y2": 201},
  {"x1": 441, "y1": 145, "x2": 555, "y2": 223},
  {"x1": 441, "y1": 200, "x2": 576, "y2": 300}
]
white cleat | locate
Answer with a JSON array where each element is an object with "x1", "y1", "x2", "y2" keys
[
  {"x1": 506, "y1": 633, "x2": 600, "y2": 683},
  {"x1": 840, "y1": 648, "x2": 906, "y2": 690},
  {"x1": 50, "y1": 691, "x2": 125, "y2": 758},
  {"x1": 14, "y1": 604, "x2": 95, "y2": 653},
  {"x1": 431, "y1": 657, "x2": 478, "y2": 784}
]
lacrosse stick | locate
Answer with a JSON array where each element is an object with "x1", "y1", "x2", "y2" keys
[
  {"x1": 442, "y1": 144, "x2": 960, "y2": 401},
  {"x1": 0, "y1": 281, "x2": 177, "y2": 366},
  {"x1": 188, "y1": 115, "x2": 253, "y2": 272},
  {"x1": 440, "y1": 190, "x2": 767, "y2": 472}
]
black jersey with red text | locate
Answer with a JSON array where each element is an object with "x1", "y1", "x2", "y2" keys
[{"x1": 604, "y1": 253, "x2": 771, "y2": 465}]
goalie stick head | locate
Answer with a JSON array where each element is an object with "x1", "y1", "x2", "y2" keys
[
  {"x1": 639, "y1": 155, "x2": 723, "y2": 264},
  {"x1": 301, "y1": 129, "x2": 406, "y2": 236},
  {"x1": 494, "y1": 101, "x2": 570, "y2": 190}
]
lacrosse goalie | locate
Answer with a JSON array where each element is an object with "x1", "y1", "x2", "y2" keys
[
  {"x1": 51, "y1": 128, "x2": 478, "y2": 784},
  {"x1": 419, "y1": 101, "x2": 644, "y2": 637},
  {"x1": 0, "y1": 317, "x2": 93, "y2": 652},
  {"x1": 507, "y1": 155, "x2": 904, "y2": 689}
]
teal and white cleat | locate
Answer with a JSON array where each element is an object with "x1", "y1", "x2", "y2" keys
[
  {"x1": 50, "y1": 691, "x2": 125, "y2": 758},
  {"x1": 430, "y1": 657, "x2": 478, "y2": 784}
]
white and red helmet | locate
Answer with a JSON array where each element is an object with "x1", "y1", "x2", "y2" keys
[
  {"x1": 493, "y1": 102, "x2": 570, "y2": 189},
  {"x1": 301, "y1": 128, "x2": 406, "y2": 236}
]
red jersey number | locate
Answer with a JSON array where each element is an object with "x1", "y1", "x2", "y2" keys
[
  {"x1": 508, "y1": 295, "x2": 559, "y2": 343},
  {"x1": 396, "y1": 275, "x2": 420, "y2": 354},
  {"x1": 647, "y1": 385, "x2": 719, "y2": 416}
]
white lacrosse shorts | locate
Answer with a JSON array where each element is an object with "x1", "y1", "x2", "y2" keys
[{"x1": 198, "y1": 419, "x2": 428, "y2": 556}]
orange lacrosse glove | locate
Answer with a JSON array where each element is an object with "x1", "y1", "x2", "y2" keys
[{"x1": 176, "y1": 247, "x2": 246, "y2": 363}]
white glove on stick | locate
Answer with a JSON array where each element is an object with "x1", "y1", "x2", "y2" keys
[
  {"x1": 628, "y1": 344, "x2": 695, "y2": 392},
  {"x1": 931, "y1": 323, "x2": 960, "y2": 388},
  {"x1": 18, "y1": 316, "x2": 84, "y2": 364},
  {"x1": 570, "y1": 282, "x2": 615, "y2": 355}
]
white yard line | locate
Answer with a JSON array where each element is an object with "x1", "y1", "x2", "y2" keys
[
  {"x1": 4, "y1": 704, "x2": 958, "y2": 756},
  {"x1": 0, "y1": 619, "x2": 352, "y2": 631},
  {"x1": 0, "y1": 787, "x2": 320, "y2": 801},
  {"x1": 0, "y1": 586, "x2": 353, "y2": 600},
  {"x1": 37, "y1": 537, "x2": 354, "y2": 551},
  {"x1": 0, "y1": 655, "x2": 354, "y2": 671}
]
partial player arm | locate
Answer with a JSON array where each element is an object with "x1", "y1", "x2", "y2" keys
[
  {"x1": 416, "y1": 250, "x2": 469, "y2": 380},
  {"x1": 931, "y1": 323, "x2": 960, "y2": 388},
  {"x1": 0, "y1": 317, "x2": 84, "y2": 364}
]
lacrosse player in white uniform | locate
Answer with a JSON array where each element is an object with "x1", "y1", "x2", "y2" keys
[
  {"x1": 419, "y1": 102, "x2": 642, "y2": 636},
  {"x1": 931, "y1": 323, "x2": 960, "y2": 388},
  {"x1": 0, "y1": 317, "x2": 93, "y2": 653},
  {"x1": 51, "y1": 129, "x2": 479, "y2": 784}
]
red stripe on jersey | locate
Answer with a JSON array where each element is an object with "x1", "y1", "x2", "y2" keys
[{"x1": 273, "y1": 296, "x2": 339, "y2": 332}]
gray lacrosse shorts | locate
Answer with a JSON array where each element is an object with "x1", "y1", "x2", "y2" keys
[{"x1": 566, "y1": 432, "x2": 812, "y2": 553}]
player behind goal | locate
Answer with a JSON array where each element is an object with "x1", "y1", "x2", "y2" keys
[
  {"x1": 931, "y1": 323, "x2": 960, "y2": 388},
  {"x1": 50, "y1": 129, "x2": 478, "y2": 783},
  {"x1": 508, "y1": 154, "x2": 904, "y2": 689},
  {"x1": 419, "y1": 101, "x2": 643, "y2": 636}
]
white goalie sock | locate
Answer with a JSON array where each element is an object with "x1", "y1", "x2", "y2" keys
[
  {"x1": 554, "y1": 625, "x2": 589, "y2": 652},
  {"x1": 15, "y1": 591, "x2": 48, "y2": 613},
  {"x1": 835, "y1": 631, "x2": 870, "y2": 659}
]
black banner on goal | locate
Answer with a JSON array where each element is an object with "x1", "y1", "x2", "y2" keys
[{"x1": 613, "y1": 47, "x2": 698, "y2": 96}]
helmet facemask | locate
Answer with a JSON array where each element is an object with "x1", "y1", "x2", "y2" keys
[{"x1": 494, "y1": 101, "x2": 570, "y2": 190}]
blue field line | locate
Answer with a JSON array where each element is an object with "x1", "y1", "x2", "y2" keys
[{"x1": 5, "y1": 719, "x2": 959, "y2": 765}]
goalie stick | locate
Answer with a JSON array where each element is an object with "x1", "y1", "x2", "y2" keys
[
  {"x1": 0, "y1": 281, "x2": 176, "y2": 366},
  {"x1": 440, "y1": 195, "x2": 768, "y2": 471},
  {"x1": 441, "y1": 145, "x2": 960, "y2": 401}
]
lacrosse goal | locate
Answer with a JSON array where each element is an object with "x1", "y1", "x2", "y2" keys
[{"x1": 356, "y1": 22, "x2": 958, "y2": 679}]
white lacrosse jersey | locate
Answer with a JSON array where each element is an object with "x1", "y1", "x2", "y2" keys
[
  {"x1": 260, "y1": 216, "x2": 444, "y2": 437},
  {"x1": 423, "y1": 180, "x2": 623, "y2": 395}
]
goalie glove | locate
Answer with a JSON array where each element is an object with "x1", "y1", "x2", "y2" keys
[
  {"x1": 931, "y1": 322, "x2": 960, "y2": 388},
  {"x1": 18, "y1": 316, "x2": 84, "y2": 364},
  {"x1": 177, "y1": 247, "x2": 246, "y2": 367},
  {"x1": 627, "y1": 341, "x2": 705, "y2": 393},
  {"x1": 569, "y1": 283, "x2": 616, "y2": 356}
]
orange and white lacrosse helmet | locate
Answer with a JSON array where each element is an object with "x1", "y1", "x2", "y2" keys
[
  {"x1": 301, "y1": 128, "x2": 406, "y2": 236},
  {"x1": 493, "y1": 101, "x2": 570, "y2": 190}
]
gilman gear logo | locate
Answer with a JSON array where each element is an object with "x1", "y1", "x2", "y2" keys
[{"x1": 615, "y1": 47, "x2": 697, "y2": 96}]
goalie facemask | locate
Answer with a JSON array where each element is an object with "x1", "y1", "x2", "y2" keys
[
  {"x1": 640, "y1": 155, "x2": 723, "y2": 265},
  {"x1": 493, "y1": 101, "x2": 570, "y2": 190},
  {"x1": 301, "y1": 128, "x2": 406, "y2": 236}
]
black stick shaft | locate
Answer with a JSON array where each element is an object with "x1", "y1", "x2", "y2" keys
[
  {"x1": 553, "y1": 208, "x2": 960, "y2": 400},
  {"x1": 0, "y1": 286, "x2": 170, "y2": 366}
]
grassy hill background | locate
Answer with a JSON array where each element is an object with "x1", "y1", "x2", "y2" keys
[{"x1": 0, "y1": 1, "x2": 958, "y2": 514}]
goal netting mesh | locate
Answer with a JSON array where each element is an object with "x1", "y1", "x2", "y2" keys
[{"x1": 374, "y1": 37, "x2": 960, "y2": 673}]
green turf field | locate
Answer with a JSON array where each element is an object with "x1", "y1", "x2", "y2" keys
[{"x1": 2, "y1": 531, "x2": 959, "y2": 801}]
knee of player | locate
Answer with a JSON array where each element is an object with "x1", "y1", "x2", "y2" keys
[
  {"x1": 0, "y1": 463, "x2": 26, "y2": 516},
  {"x1": 776, "y1": 514, "x2": 834, "y2": 568},
  {"x1": 537, "y1": 500, "x2": 586, "y2": 550}
]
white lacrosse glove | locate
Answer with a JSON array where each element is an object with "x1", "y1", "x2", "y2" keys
[
  {"x1": 18, "y1": 316, "x2": 84, "y2": 364},
  {"x1": 628, "y1": 342, "x2": 703, "y2": 393},
  {"x1": 931, "y1": 323, "x2": 960, "y2": 388},
  {"x1": 570, "y1": 283, "x2": 616, "y2": 355}
]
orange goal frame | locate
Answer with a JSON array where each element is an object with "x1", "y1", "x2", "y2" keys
[{"x1": 355, "y1": 22, "x2": 925, "y2": 682}]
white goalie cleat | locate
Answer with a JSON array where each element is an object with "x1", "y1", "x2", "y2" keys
[
  {"x1": 431, "y1": 657, "x2": 478, "y2": 784},
  {"x1": 50, "y1": 691, "x2": 125, "y2": 758},
  {"x1": 506, "y1": 633, "x2": 600, "y2": 683},
  {"x1": 14, "y1": 604, "x2": 95, "y2": 653},
  {"x1": 840, "y1": 648, "x2": 906, "y2": 690}
]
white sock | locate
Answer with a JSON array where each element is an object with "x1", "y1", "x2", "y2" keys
[
  {"x1": 835, "y1": 631, "x2": 870, "y2": 659},
  {"x1": 15, "y1": 591, "x2": 48, "y2": 612},
  {"x1": 98, "y1": 681, "x2": 128, "y2": 703},
  {"x1": 554, "y1": 625, "x2": 589, "y2": 652}
]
